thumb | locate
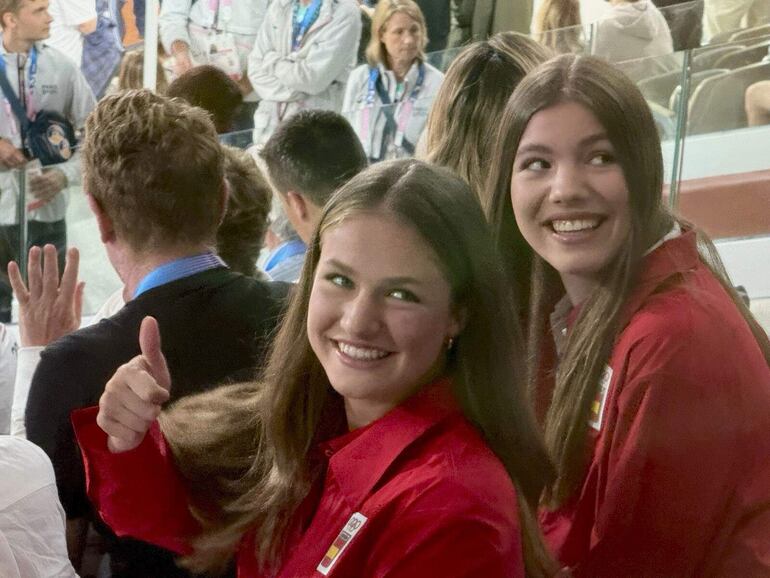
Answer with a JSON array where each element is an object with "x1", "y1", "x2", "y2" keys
[{"x1": 138, "y1": 316, "x2": 172, "y2": 392}]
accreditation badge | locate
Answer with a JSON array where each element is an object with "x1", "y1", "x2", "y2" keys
[
  {"x1": 317, "y1": 512, "x2": 368, "y2": 575},
  {"x1": 589, "y1": 365, "x2": 613, "y2": 431},
  {"x1": 207, "y1": 31, "x2": 242, "y2": 80}
]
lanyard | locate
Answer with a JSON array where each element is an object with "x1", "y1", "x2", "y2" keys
[
  {"x1": 134, "y1": 252, "x2": 226, "y2": 298},
  {"x1": 0, "y1": 46, "x2": 38, "y2": 133},
  {"x1": 265, "y1": 239, "x2": 306, "y2": 273},
  {"x1": 205, "y1": 0, "x2": 233, "y2": 27},
  {"x1": 361, "y1": 62, "x2": 425, "y2": 158},
  {"x1": 291, "y1": 0, "x2": 322, "y2": 52}
]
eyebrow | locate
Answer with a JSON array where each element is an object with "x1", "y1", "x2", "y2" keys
[
  {"x1": 516, "y1": 132, "x2": 611, "y2": 156},
  {"x1": 322, "y1": 258, "x2": 424, "y2": 287}
]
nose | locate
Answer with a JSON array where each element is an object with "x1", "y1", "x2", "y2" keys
[
  {"x1": 548, "y1": 161, "x2": 589, "y2": 204},
  {"x1": 340, "y1": 292, "x2": 382, "y2": 338}
]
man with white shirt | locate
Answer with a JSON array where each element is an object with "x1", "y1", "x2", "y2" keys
[{"x1": 46, "y1": 0, "x2": 95, "y2": 66}]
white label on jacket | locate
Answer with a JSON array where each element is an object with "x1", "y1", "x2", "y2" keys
[
  {"x1": 317, "y1": 512, "x2": 368, "y2": 575},
  {"x1": 589, "y1": 365, "x2": 613, "y2": 431}
]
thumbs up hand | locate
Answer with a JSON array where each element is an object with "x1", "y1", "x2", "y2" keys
[{"x1": 97, "y1": 317, "x2": 172, "y2": 453}]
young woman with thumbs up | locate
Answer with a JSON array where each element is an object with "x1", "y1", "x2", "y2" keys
[{"x1": 73, "y1": 160, "x2": 563, "y2": 578}]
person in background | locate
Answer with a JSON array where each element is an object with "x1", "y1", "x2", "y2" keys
[
  {"x1": 0, "y1": 435, "x2": 77, "y2": 577},
  {"x1": 414, "y1": 0, "x2": 449, "y2": 51},
  {"x1": 46, "y1": 0, "x2": 96, "y2": 66},
  {"x1": 702, "y1": 0, "x2": 769, "y2": 43},
  {"x1": 22, "y1": 90, "x2": 289, "y2": 576},
  {"x1": 592, "y1": 0, "x2": 677, "y2": 80},
  {"x1": 258, "y1": 109, "x2": 367, "y2": 249},
  {"x1": 166, "y1": 64, "x2": 242, "y2": 133},
  {"x1": 343, "y1": 0, "x2": 443, "y2": 162},
  {"x1": 81, "y1": 0, "x2": 124, "y2": 98},
  {"x1": 247, "y1": 0, "x2": 361, "y2": 147},
  {"x1": 74, "y1": 159, "x2": 559, "y2": 578},
  {"x1": 0, "y1": 0, "x2": 96, "y2": 322},
  {"x1": 108, "y1": 48, "x2": 169, "y2": 94},
  {"x1": 420, "y1": 32, "x2": 550, "y2": 202},
  {"x1": 471, "y1": 0, "x2": 533, "y2": 41},
  {"x1": 486, "y1": 54, "x2": 770, "y2": 576},
  {"x1": 262, "y1": 202, "x2": 305, "y2": 283},
  {"x1": 651, "y1": 0, "x2": 702, "y2": 50},
  {"x1": 532, "y1": 0, "x2": 583, "y2": 53},
  {"x1": 159, "y1": 0, "x2": 267, "y2": 114}
]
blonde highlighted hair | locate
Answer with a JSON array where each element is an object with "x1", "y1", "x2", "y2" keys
[{"x1": 365, "y1": 0, "x2": 427, "y2": 67}]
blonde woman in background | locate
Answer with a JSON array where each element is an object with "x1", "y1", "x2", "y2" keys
[
  {"x1": 343, "y1": 0, "x2": 444, "y2": 162},
  {"x1": 532, "y1": 0, "x2": 584, "y2": 53},
  {"x1": 421, "y1": 32, "x2": 551, "y2": 202}
]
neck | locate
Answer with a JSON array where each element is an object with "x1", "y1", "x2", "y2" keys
[
  {"x1": 2, "y1": 34, "x2": 33, "y2": 54},
  {"x1": 559, "y1": 273, "x2": 599, "y2": 307},
  {"x1": 388, "y1": 58, "x2": 413, "y2": 82},
  {"x1": 113, "y1": 244, "x2": 213, "y2": 301},
  {"x1": 345, "y1": 397, "x2": 395, "y2": 430}
]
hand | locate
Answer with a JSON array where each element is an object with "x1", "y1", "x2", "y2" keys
[
  {"x1": 97, "y1": 316, "x2": 172, "y2": 453},
  {"x1": 0, "y1": 139, "x2": 26, "y2": 169},
  {"x1": 8, "y1": 244, "x2": 85, "y2": 347},
  {"x1": 28, "y1": 168, "x2": 67, "y2": 210},
  {"x1": 171, "y1": 41, "x2": 193, "y2": 78},
  {"x1": 237, "y1": 74, "x2": 253, "y2": 96}
]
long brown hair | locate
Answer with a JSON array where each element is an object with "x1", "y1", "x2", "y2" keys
[
  {"x1": 485, "y1": 54, "x2": 770, "y2": 507},
  {"x1": 422, "y1": 33, "x2": 551, "y2": 203},
  {"x1": 163, "y1": 160, "x2": 557, "y2": 576},
  {"x1": 532, "y1": 0, "x2": 583, "y2": 53}
]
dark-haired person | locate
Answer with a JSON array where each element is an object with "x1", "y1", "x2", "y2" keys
[
  {"x1": 167, "y1": 65, "x2": 243, "y2": 134},
  {"x1": 0, "y1": 0, "x2": 95, "y2": 321},
  {"x1": 486, "y1": 54, "x2": 770, "y2": 576},
  {"x1": 23, "y1": 90, "x2": 289, "y2": 576},
  {"x1": 73, "y1": 159, "x2": 559, "y2": 578},
  {"x1": 258, "y1": 109, "x2": 367, "y2": 271}
]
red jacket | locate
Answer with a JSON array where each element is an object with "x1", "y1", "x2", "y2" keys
[
  {"x1": 73, "y1": 380, "x2": 525, "y2": 577},
  {"x1": 539, "y1": 231, "x2": 770, "y2": 577}
]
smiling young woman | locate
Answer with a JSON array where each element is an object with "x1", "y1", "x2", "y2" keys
[
  {"x1": 485, "y1": 54, "x2": 770, "y2": 577},
  {"x1": 73, "y1": 159, "x2": 559, "y2": 578}
]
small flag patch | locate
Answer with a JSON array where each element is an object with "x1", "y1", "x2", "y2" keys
[
  {"x1": 589, "y1": 365, "x2": 613, "y2": 431},
  {"x1": 317, "y1": 512, "x2": 368, "y2": 575}
]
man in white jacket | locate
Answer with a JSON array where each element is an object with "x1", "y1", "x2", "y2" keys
[
  {"x1": 248, "y1": 0, "x2": 361, "y2": 147},
  {"x1": 0, "y1": 0, "x2": 95, "y2": 321},
  {"x1": 160, "y1": 0, "x2": 268, "y2": 99}
]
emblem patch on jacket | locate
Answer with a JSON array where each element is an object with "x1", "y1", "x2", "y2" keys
[
  {"x1": 589, "y1": 365, "x2": 613, "y2": 431},
  {"x1": 317, "y1": 512, "x2": 368, "y2": 575}
]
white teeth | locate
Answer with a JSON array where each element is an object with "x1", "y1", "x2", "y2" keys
[
  {"x1": 337, "y1": 341, "x2": 389, "y2": 360},
  {"x1": 551, "y1": 219, "x2": 599, "y2": 233}
]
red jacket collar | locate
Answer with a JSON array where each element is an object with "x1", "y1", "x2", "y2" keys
[{"x1": 318, "y1": 378, "x2": 460, "y2": 507}]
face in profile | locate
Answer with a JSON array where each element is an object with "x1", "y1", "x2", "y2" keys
[
  {"x1": 307, "y1": 211, "x2": 461, "y2": 426},
  {"x1": 382, "y1": 12, "x2": 422, "y2": 69},
  {"x1": 11, "y1": 0, "x2": 52, "y2": 41},
  {"x1": 509, "y1": 100, "x2": 631, "y2": 301}
]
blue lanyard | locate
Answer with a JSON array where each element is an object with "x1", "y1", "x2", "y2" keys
[
  {"x1": 0, "y1": 45, "x2": 38, "y2": 103},
  {"x1": 365, "y1": 61, "x2": 425, "y2": 107},
  {"x1": 265, "y1": 239, "x2": 306, "y2": 273},
  {"x1": 134, "y1": 252, "x2": 226, "y2": 298},
  {"x1": 291, "y1": 0, "x2": 322, "y2": 52}
]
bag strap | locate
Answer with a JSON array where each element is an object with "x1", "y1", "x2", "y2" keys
[{"x1": 0, "y1": 62, "x2": 29, "y2": 132}]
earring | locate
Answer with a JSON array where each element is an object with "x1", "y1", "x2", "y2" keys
[{"x1": 446, "y1": 337, "x2": 455, "y2": 352}]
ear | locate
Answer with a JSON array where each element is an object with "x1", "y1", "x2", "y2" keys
[
  {"x1": 1, "y1": 12, "x2": 16, "y2": 30},
  {"x1": 284, "y1": 190, "x2": 309, "y2": 223},
  {"x1": 87, "y1": 194, "x2": 116, "y2": 244},
  {"x1": 448, "y1": 305, "x2": 467, "y2": 340}
]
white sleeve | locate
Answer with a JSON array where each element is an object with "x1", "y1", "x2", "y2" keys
[
  {"x1": 56, "y1": 0, "x2": 97, "y2": 26},
  {"x1": 159, "y1": 0, "x2": 195, "y2": 53},
  {"x1": 10, "y1": 347, "x2": 43, "y2": 438}
]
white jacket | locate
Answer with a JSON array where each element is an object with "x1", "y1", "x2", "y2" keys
[
  {"x1": 247, "y1": 0, "x2": 361, "y2": 147},
  {"x1": 159, "y1": 0, "x2": 269, "y2": 77},
  {"x1": 343, "y1": 60, "x2": 443, "y2": 161},
  {"x1": 0, "y1": 38, "x2": 95, "y2": 224},
  {"x1": 592, "y1": 0, "x2": 678, "y2": 80}
]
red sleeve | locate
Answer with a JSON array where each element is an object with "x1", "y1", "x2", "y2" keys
[
  {"x1": 576, "y1": 336, "x2": 770, "y2": 577},
  {"x1": 71, "y1": 406, "x2": 200, "y2": 555}
]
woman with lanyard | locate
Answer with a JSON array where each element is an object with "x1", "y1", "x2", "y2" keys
[
  {"x1": 486, "y1": 54, "x2": 770, "y2": 576},
  {"x1": 71, "y1": 160, "x2": 561, "y2": 578},
  {"x1": 342, "y1": 0, "x2": 443, "y2": 162}
]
